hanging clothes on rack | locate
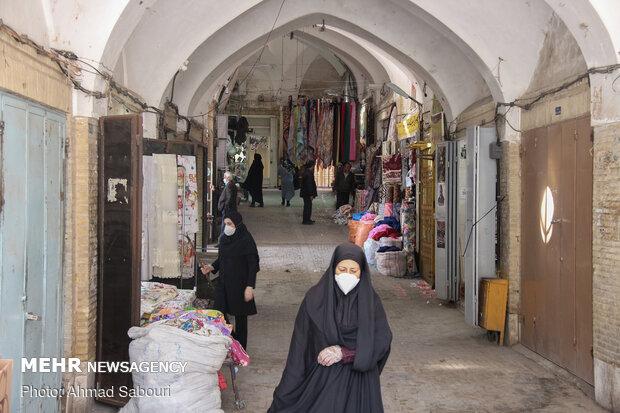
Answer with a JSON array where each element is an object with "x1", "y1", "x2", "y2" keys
[
  {"x1": 282, "y1": 96, "x2": 292, "y2": 157},
  {"x1": 349, "y1": 100, "x2": 357, "y2": 161}
]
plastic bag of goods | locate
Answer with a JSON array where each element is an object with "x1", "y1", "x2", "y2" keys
[
  {"x1": 364, "y1": 238, "x2": 380, "y2": 266},
  {"x1": 379, "y1": 236, "x2": 403, "y2": 250},
  {"x1": 119, "y1": 323, "x2": 231, "y2": 413},
  {"x1": 347, "y1": 220, "x2": 360, "y2": 243},
  {"x1": 376, "y1": 250, "x2": 407, "y2": 278},
  {"x1": 355, "y1": 221, "x2": 375, "y2": 247}
]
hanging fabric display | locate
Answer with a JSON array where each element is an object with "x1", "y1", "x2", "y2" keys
[
  {"x1": 282, "y1": 96, "x2": 292, "y2": 156},
  {"x1": 317, "y1": 100, "x2": 334, "y2": 167},
  {"x1": 382, "y1": 153, "x2": 402, "y2": 184},
  {"x1": 177, "y1": 155, "x2": 198, "y2": 279},
  {"x1": 282, "y1": 96, "x2": 359, "y2": 168},
  {"x1": 349, "y1": 100, "x2": 357, "y2": 161},
  {"x1": 152, "y1": 154, "x2": 181, "y2": 279}
]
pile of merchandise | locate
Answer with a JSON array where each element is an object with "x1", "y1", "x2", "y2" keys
[
  {"x1": 347, "y1": 206, "x2": 414, "y2": 278},
  {"x1": 140, "y1": 282, "x2": 196, "y2": 316},
  {"x1": 333, "y1": 204, "x2": 353, "y2": 225}
]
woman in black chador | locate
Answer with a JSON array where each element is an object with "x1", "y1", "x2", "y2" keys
[
  {"x1": 244, "y1": 153, "x2": 264, "y2": 207},
  {"x1": 201, "y1": 211, "x2": 259, "y2": 349},
  {"x1": 268, "y1": 243, "x2": 392, "y2": 413}
]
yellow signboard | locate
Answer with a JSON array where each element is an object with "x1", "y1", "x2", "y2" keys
[{"x1": 397, "y1": 112, "x2": 420, "y2": 139}]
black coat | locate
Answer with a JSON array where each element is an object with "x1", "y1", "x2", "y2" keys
[
  {"x1": 335, "y1": 171, "x2": 355, "y2": 194},
  {"x1": 244, "y1": 157, "x2": 264, "y2": 201},
  {"x1": 300, "y1": 167, "x2": 317, "y2": 199},
  {"x1": 269, "y1": 244, "x2": 392, "y2": 413},
  {"x1": 212, "y1": 223, "x2": 259, "y2": 316}
]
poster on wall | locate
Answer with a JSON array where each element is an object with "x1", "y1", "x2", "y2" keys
[{"x1": 436, "y1": 220, "x2": 446, "y2": 249}]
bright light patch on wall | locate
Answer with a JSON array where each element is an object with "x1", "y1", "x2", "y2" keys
[{"x1": 539, "y1": 186, "x2": 554, "y2": 244}]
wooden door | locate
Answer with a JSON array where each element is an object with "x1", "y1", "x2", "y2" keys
[
  {"x1": 419, "y1": 149, "x2": 435, "y2": 286},
  {"x1": 521, "y1": 115, "x2": 593, "y2": 384},
  {"x1": 97, "y1": 115, "x2": 142, "y2": 406}
]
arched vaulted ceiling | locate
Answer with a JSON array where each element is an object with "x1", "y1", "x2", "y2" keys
[{"x1": 3, "y1": 0, "x2": 617, "y2": 119}]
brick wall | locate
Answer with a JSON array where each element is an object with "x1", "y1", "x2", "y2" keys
[
  {"x1": 592, "y1": 122, "x2": 620, "y2": 367},
  {"x1": 70, "y1": 117, "x2": 99, "y2": 361},
  {"x1": 62, "y1": 117, "x2": 99, "y2": 413}
]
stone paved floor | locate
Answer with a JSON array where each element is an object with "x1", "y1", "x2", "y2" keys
[{"x1": 94, "y1": 189, "x2": 603, "y2": 413}]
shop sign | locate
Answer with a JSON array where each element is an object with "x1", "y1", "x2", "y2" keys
[{"x1": 397, "y1": 112, "x2": 419, "y2": 140}]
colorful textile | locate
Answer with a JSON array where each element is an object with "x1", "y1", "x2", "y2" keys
[
  {"x1": 376, "y1": 216, "x2": 401, "y2": 232},
  {"x1": 282, "y1": 97, "x2": 292, "y2": 155},
  {"x1": 141, "y1": 282, "x2": 180, "y2": 315},
  {"x1": 349, "y1": 101, "x2": 357, "y2": 161},
  {"x1": 229, "y1": 339, "x2": 250, "y2": 366},
  {"x1": 333, "y1": 204, "x2": 353, "y2": 226},
  {"x1": 218, "y1": 370, "x2": 228, "y2": 391},
  {"x1": 382, "y1": 154, "x2": 402, "y2": 184},
  {"x1": 383, "y1": 202, "x2": 394, "y2": 218},
  {"x1": 177, "y1": 155, "x2": 198, "y2": 278},
  {"x1": 351, "y1": 212, "x2": 366, "y2": 221},
  {"x1": 369, "y1": 224, "x2": 400, "y2": 241},
  {"x1": 360, "y1": 213, "x2": 377, "y2": 221},
  {"x1": 317, "y1": 101, "x2": 334, "y2": 167}
]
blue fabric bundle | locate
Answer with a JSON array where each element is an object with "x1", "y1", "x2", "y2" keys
[
  {"x1": 351, "y1": 212, "x2": 366, "y2": 221},
  {"x1": 377, "y1": 245, "x2": 401, "y2": 253},
  {"x1": 375, "y1": 216, "x2": 401, "y2": 232}
]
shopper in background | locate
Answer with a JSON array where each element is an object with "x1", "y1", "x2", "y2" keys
[
  {"x1": 200, "y1": 211, "x2": 259, "y2": 350},
  {"x1": 300, "y1": 159, "x2": 318, "y2": 225},
  {"x1": 243, "y1": 153, "x2": 264, "y2": 207},
  {"x1": 278, "y1": 157, "x2": 296, "y2": 207},
  {"x1": 268, "y1": 243, "x2": 392, "y2": 412},
  {"x1": 334, "y1": 162, "x2": 356, "y2": 209},
  {"x1": 218, "y1": 171, "x2": 238, "y2": 234}
]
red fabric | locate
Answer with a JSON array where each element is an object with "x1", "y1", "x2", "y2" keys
[
  {"x1": 370, "y1": 227, "x2": 400, "y2": 241},
  {"x1": 341, "y1": 346, "x2": 356, "y2": 364},
  {"x1": 218, "y1": 370, "x2": 228, "y2": 391}
]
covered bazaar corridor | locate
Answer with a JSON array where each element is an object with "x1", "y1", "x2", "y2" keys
[
  {"x1": 0, "y1": 0, "x2": 619, "y2": 412},
  {"x1": 90, "y1": 190, "x2": 606, "y2": 413},
  {"x1": 219, "y1": 191, "x2": 604, "y2": 412}
]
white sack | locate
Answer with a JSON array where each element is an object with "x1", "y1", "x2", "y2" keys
[
  {"x1": 363, "y1": 238, "x2": 380, "y2": 266},
  {"x1": 120, "y1": 324, "x2": 231, "y2": 413}
]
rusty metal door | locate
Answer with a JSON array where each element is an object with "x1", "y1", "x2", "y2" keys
[
  {"x1": 521, "y1": 115, "x2": 593, "y2": 384},
  {"x1": 97, "y1": 115, "x2": 142, "y2": 406},
  {"x1": 419, "y1": 148, "x2": 435, "y2": 286}
]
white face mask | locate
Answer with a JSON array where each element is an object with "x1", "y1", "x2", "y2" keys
[
  {"x1": 223, "y1": 178, "x2": 228, "y2": 185},
  {"x1": 224, "y1": 225, "x2": 236, "y2": 236},
  {"x1": 335, "y1": 273, "x2": 360, "y2": 295}
]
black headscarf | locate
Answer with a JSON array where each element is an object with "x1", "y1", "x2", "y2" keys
[
  {"x1": 305, "y1": 243, "x2": 389, "y2": 372},
  {"x1": 269, "y1": 243, "x2": 391, "y2": 412},
  {"x1": 219, "y1": 212, "x2": 259, "y2": 261}
]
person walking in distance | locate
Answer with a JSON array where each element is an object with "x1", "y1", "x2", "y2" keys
[
  {"x1": 218, "y1": 171, "x2": 237, "y2": 234},
  {"x1": 300, "y1": 159, "x2": 318, "y2": 225},
  {"x1": 244, "y1": 153, "x2": 264, "y2": 207}
]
